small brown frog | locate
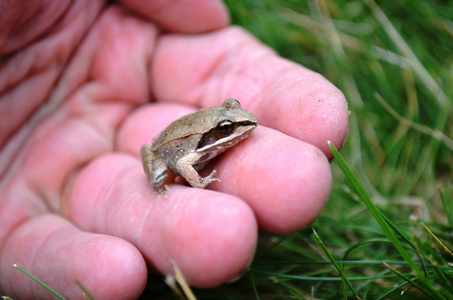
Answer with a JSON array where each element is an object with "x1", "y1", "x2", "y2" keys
[{"x1": 141, "y1": 98, "x2": 258, "y2": 197}]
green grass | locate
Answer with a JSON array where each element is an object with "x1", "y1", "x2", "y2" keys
[{"x1": 180, "y1": 0, "x2": 453, "y2": 299}]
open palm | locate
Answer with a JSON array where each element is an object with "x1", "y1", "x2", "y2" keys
[{"x1": 0, "y1": 1, "x2": 349, "y2": 299}]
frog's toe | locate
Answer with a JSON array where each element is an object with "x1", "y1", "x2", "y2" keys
[
  {"x1": 200, "y1": 170, "x2": 221, "y2": 187},
  {"x1": 153, "y1": 185, "x2": 170, "y2": 198}
]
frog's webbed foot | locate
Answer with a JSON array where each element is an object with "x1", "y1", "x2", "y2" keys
[
  {"x1": 200, "y1": 169, "x2": 221, "y2": 187},
  {"x1": 176, "y1": 153, "x2": 222, "y2": 190},
  {"x1": 177, "y1": 162, "x2": 221, "y2": 189},
  {"x1": 153, "y1": 184, "x2": 170, "y2": 199}
]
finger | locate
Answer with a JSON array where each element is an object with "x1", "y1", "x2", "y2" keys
[
  {"x1": 0, "y1": 214, "x2": 146, "y2": 299},
  {"x1": 116, "y1": 103, "x2": 331, "y2": 234},
  {"x1": 214, "y1": 127, "x2": 332, "y2": 234},
  {"x1": 66, "y1": 154, "x2": 258, "y2": 287},
  {"x1": 118, "y1": 0, "x2": 229, "y2": 33},
  {"x1": 151, "y1": 27, "x2": 349, "y2": 156}
]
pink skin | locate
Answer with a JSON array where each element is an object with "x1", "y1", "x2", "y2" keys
[{"x1": 0, "y1": 1, "x2": 349, "y2": 299}]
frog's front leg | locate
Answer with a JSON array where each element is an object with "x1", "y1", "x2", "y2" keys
[
  {"x1": 176, "y1": 152, "x2": 221, "y2": 189},
  {"x1": 140, "y1": 145, "x2": 170, "y2": 197}
]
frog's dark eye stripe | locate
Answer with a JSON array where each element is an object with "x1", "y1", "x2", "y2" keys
[
  {"x1": 236, "y1": 120, "x2": 257, "y2": 127},
  {"x1": 197, "y1": 120, "x2": 257, "y2": 150}
]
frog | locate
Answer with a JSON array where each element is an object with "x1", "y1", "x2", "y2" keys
[{"x1": 140, "y1": 98, "x2": 258, "y2": 197}]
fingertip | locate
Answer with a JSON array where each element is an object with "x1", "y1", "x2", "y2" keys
[
  {"x1": 218, "y1": 127, "x2": 332, "y2": 235},
  {"x1": 262, "y1": 143, "x2": 332, "y2": 234},
  {"x1": 1, "y1": 215, "x2": 147, "y2": 299},
  {"x1": 153, "y1": 190, "x2": 258, "y2": 287},
  {"x1": 79, "y1": 235, "x2": 148, "y2": 299},
  {"x1": 262, "y1": 67, "x2": 350, "y2": 157}
]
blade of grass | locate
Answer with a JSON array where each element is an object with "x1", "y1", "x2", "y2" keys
[
  {"x1": 431, "y1": 262, "x2": 453, "y2": 295},
  {"x1": 383, "y1": 262, "x2": 433, "y2": 296},
  {"x1": 420, "y1": 223, "x2": 453, "y2": 258},
  {"x1": 364, "y1": 0, "x2": 449, "y2": 108},
  {"x1": 376, "y1": 280, "x2": 412, "y2": 300},
  {"x1": 342, "y1": 238, "x2": 393, "y2": 261},
  {"x1": 253, "y1": 269, "x2": 401, "y2": 282},
  {"x1": 288, "y1": 290, "x2": 304, "y2": 300},
  {"x1": 374, "y1": 93, "x2": 453, "y2": 151},
  {"x1": 340, "y1": 263, "x2": 348, "y2": 300},
  {"x1": 270, "y1": 275, "x2": 306, "y2": 299},
  {"x1": 165, "y1": 261, "x2": 197, "y2": 300},
  {"x1": 312, "y1": 228, "x2": 361, "y2": 299},
  {"x1": 329, "y1": 142, "x2": 446, "y2": 299},
  {"x1": 249, "y1": 269, "x2": 260, "y2": 300},
  {"x1": 13, "y1": 264, "x2": 65, "y2": 300},
  {"x1": 74, "y1": 280, "x2": 95, "y2": 300}
]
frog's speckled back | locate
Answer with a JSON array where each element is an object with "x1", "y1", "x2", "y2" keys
[{"x1": 152, "y1": 99, "x2": 257, "y2": 149}]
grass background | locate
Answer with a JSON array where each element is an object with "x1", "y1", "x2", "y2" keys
[
  {"x1": 144, "y1": 0, "x2": 453, "y2": 299},
  {"x1": 142, "y1": 0, "x2": 453, "y2": 299}
]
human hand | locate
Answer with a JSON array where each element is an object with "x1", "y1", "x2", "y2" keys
[{"x1": 0, "y1": 1, "x2": 349, "y2": 299}]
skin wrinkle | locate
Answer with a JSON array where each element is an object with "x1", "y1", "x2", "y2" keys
[
  {"x1": 216, "y1": 41, "x2": 276, "y2": 106},
  {"x1": 197, "y1": 28, "x2": 274, "y2": 105},
  {"x1": 203, "y1": 29, "x2": 273, "y2": 106},
  {"x1": 0, "y1": 1, "x2": 99, "y2": 92},
  {"x1": 0, "y1": 63, "x2": 58, "y2": 154},
  {"x1": 0, "y1": 1, "x2": 68, "y2": 54},
  {"x1": 0, "y1": 182, "x2": 46, "y2": 262},
  {"x1": 135, "y1": 193, "x2": 154, "y2": 250},
  {"x1": 2, "y1": 216, "x2": 58, "y2": 295},
  {"x1": 142, "y1": 0, "x2": 180, "y2": 15},
  {"x1": 0, "y1": 1, "x2": 103, "y2": 178},
  {"x1": 138, "y1": 196, "x2": 173, "y2": 271},
  {"x1": 150, "y1": 27, "x2": 256, "y2": 105},
  {"x1": 0, "y1": 2, "x2": 144, "y2": 247},
  {"x1": 22, "y1": 116, "x2": 104, "y2": 213},
  {"x1": 19, "y1": 7, "x2": 154, "y2": 212}
]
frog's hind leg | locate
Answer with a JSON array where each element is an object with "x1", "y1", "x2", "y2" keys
[{"x1": 140, "y1": 145, "x2": 169, "y2": 197}]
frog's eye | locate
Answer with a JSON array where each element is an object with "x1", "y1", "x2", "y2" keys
[{"x1": 215, "y1": 120, "x2": 235, "y2": 135}]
